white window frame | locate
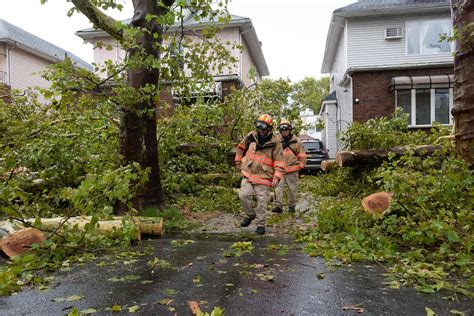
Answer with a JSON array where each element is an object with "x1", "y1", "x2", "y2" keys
[
  {"x1": 405, "y1": 18, "x2": 453, "y2": 56},
  {"x1": 396, "y1": 88, "x2": 453, "y2": 128}
]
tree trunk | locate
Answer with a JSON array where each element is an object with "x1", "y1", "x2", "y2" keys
[
  {"x1": 122, "y1": 0, "x2": 169, "y2": 208},
  {"x1": 71, "y1": 0, "x2": 174, "y2": 211},
  {"x1": 335, "y1": 145, "x2": 440, "y2": 167},
  {"x1": 452, "y1": 0, "x2": 474, "y2": 166},
  {"x1": 321, "y1": 159, "x2": 337, "y2": 172}
]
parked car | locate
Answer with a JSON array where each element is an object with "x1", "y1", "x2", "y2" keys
[{"x1": 301, "y1": 139, "x2": 329, "y2": 173}]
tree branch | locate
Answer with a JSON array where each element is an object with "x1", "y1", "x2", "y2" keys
[{"x1": 70, "y1": 0, "x2": 123, "y2": 41}]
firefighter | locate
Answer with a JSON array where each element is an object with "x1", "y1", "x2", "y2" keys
[
  {"x1": 235, "y1": 114, "x2": 285, "y2": 235},
  {"x1": 272, "y1": 119, "x2": 307, "y2": 213}
]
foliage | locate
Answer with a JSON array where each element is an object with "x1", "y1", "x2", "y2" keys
[
  {"x1": 292, "y1": 76, "x2": 330, "y2": 114},
  {"x1": 338, "y1": 108, "x2": 451, "y2": 150},
  {"x1": 223, "y1": 241, "x2": 254, "y2": 257},
  {"x1": 298, "y1": 114, "x2": 473, "y2": 295}
]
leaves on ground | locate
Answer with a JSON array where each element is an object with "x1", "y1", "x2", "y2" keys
[{"x1": 162, "y1": 288, "x2": 178, "y2": 296}]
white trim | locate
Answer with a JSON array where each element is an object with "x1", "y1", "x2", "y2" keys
[
  {"x1": 430, "y1": 89, "x2": 436, "y2": 125},
  {"x1": 405, "y1": 18, "x2": 453, "y2": 56},
  {"x1": 397, "y1": 87, "x2": 453, "y2": 127}
]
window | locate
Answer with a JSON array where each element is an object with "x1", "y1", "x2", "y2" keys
[
  {"x1": 407, "y1": 19, "x2": 452, "y2": 55},
  {"x1": 396, "y1": 88, "x2": 453, "y2": 126}
]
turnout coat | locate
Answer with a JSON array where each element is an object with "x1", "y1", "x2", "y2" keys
[
  {"x1": 235, "y1": 131, "x2": 285, "y2": 186},
  {"x1": 279, "y1": 134, "x2": 307, "y2": 173}
]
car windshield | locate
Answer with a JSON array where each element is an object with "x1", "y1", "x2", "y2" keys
[{"x1": 303, "y1": 142, "x2": 322, "y2": 151}]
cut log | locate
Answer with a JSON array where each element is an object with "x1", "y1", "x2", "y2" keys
[
  {"x1": 361, "y1": 192, "x2": 393, "y2": 215},
  {"x1": 0, "y1": 216, "x2": 163, "y2": 257},
  {"x1": 321, "y1": 160, "x2": 337, "y2": 172},
  {"x1": 27, "y1": 216, "x2": 163, "y2": 239},
  {"x1": 335, "y1": 145, "x2": 440, "y2": 167},
  {"x1": 0, "y1": 228, "x2": 45, "y2": 257}
]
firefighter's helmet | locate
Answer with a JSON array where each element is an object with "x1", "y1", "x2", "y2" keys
[
  {"x1": 278, "y1": 119, "x2": 292, "y2": 131},
  {"x1": 255, "y1": 114, "x2": 273, "y2": 130}
]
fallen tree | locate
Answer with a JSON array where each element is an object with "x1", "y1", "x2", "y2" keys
[
  {"x1": 335, "y1": 145, "x2": 440, "y2": 167},
  {"x1": 321, "y1": 159, "x2": 337, "y2": 172},
  {"x1": 0, "y1": 216, "x2": 163, "y2": 257}
]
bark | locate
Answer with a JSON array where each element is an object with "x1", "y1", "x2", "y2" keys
[
  {"x1": 335, "y1": 145, "x2": 440, "y2": 167},
  {"x1": 452, "y1": 0, "x2": 474, "y2": 166}
]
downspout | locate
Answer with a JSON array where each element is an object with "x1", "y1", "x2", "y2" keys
[
  {"x1": 239, "y1": 24, "x2": 253, "y2": 81},
  {"x1": 7, "y1": 45, "x2": 12, "y2": 86}
]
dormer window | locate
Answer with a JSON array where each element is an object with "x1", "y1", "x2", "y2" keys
[{"x1": 406, "y1": 19, "x2": 452, "y2": 55}]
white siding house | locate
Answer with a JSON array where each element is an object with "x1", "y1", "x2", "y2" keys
[
  {"x1": 320, "y1": 0, "x2": 453, "y2": 152},
  {"x1": 0, "y1": 19, "x2": 92, "y2": 92}
]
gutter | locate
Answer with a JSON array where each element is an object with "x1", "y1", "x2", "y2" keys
[{"x1": 338, "y1": 62, "x2": 454, "y2": 87}]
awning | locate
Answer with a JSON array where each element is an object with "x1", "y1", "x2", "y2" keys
[{"x1": 389, "y1": 74, "x2": 454, "y2": 91}]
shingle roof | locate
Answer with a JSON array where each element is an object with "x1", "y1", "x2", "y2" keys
[
  {"x1": 336, "y1": 0, "x2": 449, "y2": 13},
  {"x1": 76, "y1": 14, "x2": 250, "y2": 33},
  {"x1": 323, "y1": 91, "x2": 336, "y2": 102},
  {"x1": 0, "y1": 19, "x2": 92, "y2": 71}
]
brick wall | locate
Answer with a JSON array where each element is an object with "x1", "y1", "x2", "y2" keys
[{"x1": 352, "y1": 66, "x2": 453, "y2": 122}]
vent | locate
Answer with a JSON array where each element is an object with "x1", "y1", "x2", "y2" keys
[{"x1": 385, "y1": 27, "x2": 403, "y2": 39}]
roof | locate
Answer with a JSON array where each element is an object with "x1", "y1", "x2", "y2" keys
[
  {"x1": 336, "y1": 0, "x2": 449, "y2": 14},
  {"x1": 0, "y1": 19, "x2": 92, "y2": 71},
  {"x1": 323, "y1": 90, "x2": 337, "y2": 102},
  {"x1": 321, "y1": 0, "x2": 451, "y2": 73},
  {"x1": 76, "y1": 14, "x2": 269, "y2": 77}
]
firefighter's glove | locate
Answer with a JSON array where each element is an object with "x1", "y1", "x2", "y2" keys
[{"x1": 272, "y1": 177, "x2": 280, "y2": 187}]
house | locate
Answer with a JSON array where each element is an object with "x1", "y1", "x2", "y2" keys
[
  {"x1": 0, "y1": 19, "x2": 92, "y2": 92},
  {"x1": 75, "y1": 13, "x2": 269, "y2": 101},
  {"x1": 299, "y1": 108, "x2": 322, "y2": 140},
  {"x1": 320, "y1": 0, "x2": 454, "y2": 153}
]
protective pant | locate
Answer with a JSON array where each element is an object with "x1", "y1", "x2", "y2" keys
[
  {"x1": 238, "y1": 178, "x2": 270, "y2": 227},
  {"x1": 274, "y1": 171, "x2": 299, "y2": 209}
]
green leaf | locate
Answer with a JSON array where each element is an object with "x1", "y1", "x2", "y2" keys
[
  {"x1": 80, "y1": 308, "x2": 97, "y2": 315},
  {"x1": 128, "y1": 305, "x2": 140, "y2": 313},
  {"x1": 447, "y1": 231, "x2": 460, "y2": 243},
  {"x1": 162, "y1": 288, "x2": 178, "y2": 295},
  {"x1": 111, "y1": 305, "x2": 122, "y2": 312},
  {"x1": 449, "y1": 310, "x2": 465, "y2": 316},
  {"x1": 425, "y1": 307, "x2": 436, "y2": 316},
  {"x1": 66, "y1": 295, "x2": 83, "y2": 301}
]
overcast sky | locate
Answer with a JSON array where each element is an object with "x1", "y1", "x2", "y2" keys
[{"x1": 1, "y1": 0, "x2": 354, "y2": 82}]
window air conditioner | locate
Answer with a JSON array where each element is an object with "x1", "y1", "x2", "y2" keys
[{"x1": 385, "y1": 27, "x2": 403, "y2": 39}]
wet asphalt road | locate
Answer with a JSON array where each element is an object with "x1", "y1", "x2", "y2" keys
[{"x1": 0, "y1": 232, "x2": 472, "y2": 316}]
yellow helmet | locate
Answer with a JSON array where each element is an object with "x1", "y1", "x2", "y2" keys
[
  {"x1": 255, "y1": 114, "x2": 273, "y2": 129},
  {"x1": 279, "y1": 119, "x2": 292, "y2": 131}
]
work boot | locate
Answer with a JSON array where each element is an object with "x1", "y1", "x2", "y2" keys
[
  {"x1": 288, "y1": 206, "x2": 296, "y2": 213},
  {"x1": 256, "y1": 226, "x2": 266, "y2": 235},
  {"x1": 272, "y1": 206, "x2": 283, "y2": 213},
  {"x1": 240, "y1": 215, "x2": 256, "y2": 227}
]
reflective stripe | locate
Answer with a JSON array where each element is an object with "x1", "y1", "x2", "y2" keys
[
  {"x1": 286, "y1": 165, "x2": 300, "y2": 173},
  {"x1": 299, "y1": 162, "x2": 305, "y2": 168},
  {"x1": 274, "y1": 171, "x2": 284, "y2": 179},
  {"x1": 237, "y1": 143, "x2": 246, "y2": 150},
  {"x1": 235, "y1": 154, "x2": 243, "y2": 162},
  {"x1": 247, "y1": 152, "x2": 274, "y2": 166},
  {"x1": 248, "y1": 176, "x2": 273, "y2": 186},
  {"x1": 274, "y1": 160, "x2": 286, "y2": 169}
]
